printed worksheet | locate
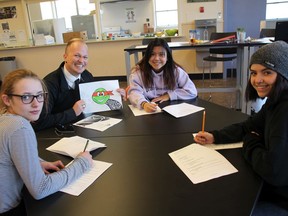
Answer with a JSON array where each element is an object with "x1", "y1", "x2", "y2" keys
[
  {"x1": 169, "y1": 144, "x2": 238, "y2": 184},
  {"x1": 61, "y1": 160, "x2": 112, "y2": 196}
]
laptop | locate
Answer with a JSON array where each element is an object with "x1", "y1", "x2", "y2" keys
[{"x1": 274, "y1": 21, "x2": 288, "y2": 43}]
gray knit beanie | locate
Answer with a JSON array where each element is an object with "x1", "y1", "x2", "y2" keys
[{"x1": 249, "y1": 41, "x2": 288, "y2": 81}]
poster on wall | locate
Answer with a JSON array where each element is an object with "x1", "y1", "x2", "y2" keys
[
  {"x1": 187, "y1": 0, "x2": 216, "y2": 2},
  {"x1": 126, "y1": 8, "x2": 136, "y2": 23},
  {"x1": 0, "y1": 6, "x2": 17, "y2": 19}
]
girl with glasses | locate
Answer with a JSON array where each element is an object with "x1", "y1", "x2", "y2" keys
[{"x1": 0, "y1": 69, "x2": 93, "y2": 215}]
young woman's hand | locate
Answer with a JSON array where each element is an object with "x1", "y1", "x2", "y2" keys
[
  {"x1": 143, "y1": 102, "x2": 158, "y2": 113},
  {"x1": 152, "y1": 93, "x2": 170, "y2": 103},
  {"x1": 77, "y1": 151, "x2": 93, "y2": 166},
  {"x1": 194, "y1": 131, "x2": 215, "y2": 144},
  {"x1": 41, "y1": 160, "x2": 65, "y2": 174}
]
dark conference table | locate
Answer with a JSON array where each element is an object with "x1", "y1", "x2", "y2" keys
[
  {"x1": 26, "y1": 99, "x2": 262, "y2": 216},
  {"x1": 36, "y1": 99, "x2": 251, "y2": 139},
  {"x1": 124, "y1": 41, "x2": 267, "y2": 114}
]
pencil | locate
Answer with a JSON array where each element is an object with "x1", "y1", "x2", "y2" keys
[
  {"x1": 202, "y1": 110, "x2": 206, "y2": 132},
  {"x1": 83, "y1": 139, "x2": 89, "y2": 152}
]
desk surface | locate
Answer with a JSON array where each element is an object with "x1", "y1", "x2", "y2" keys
[
  {"x1": 27, "y1": 99, "x2": 262, "y2": 215},
  {"x1": 36, "y1": 99, "x2": 249, "y2": 139},
  {"x1": 26, "y1": 134, "x2": 261, "y2": 216}
]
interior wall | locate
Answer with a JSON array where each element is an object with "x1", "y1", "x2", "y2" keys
[
  {"x1": 100, "y1": 0, "x2": 154, "y2": 34},
  {"x1": 224, "y1": 0, "x2": 266, "y2": 38},
  {"x1": 0, "y1": 0, "x2": 29, "y2": 46},
  {"x1": 178, "y1": 0, "x2": 223, "y2": 25}
]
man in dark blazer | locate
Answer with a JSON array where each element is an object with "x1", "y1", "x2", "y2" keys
[{"x1": 32, "y1": 38, "x2": 94, "y2": 131}]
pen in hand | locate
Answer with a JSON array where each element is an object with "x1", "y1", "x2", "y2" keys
[
  {"x1": 202, "y1": 110, "x2": 206, "y2": 133},
  {"x1": 83, "y1": 139, "x2": 89, "y2": 152}
]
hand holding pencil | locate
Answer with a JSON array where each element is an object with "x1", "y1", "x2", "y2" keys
[
  {"x1": 76, "y1": 140, "x2": 93, "y2": 166},
  {"x1": 194, "y1": 110, "x2": 215, "y2": 145}
]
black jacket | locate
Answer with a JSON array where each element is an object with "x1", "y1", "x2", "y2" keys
[
  {"x1": 32, "y1": 62, "x2": 94, "y2": 131},
  {"x1": 212, "y1": 91, "x2": 288, "y2": 206}
]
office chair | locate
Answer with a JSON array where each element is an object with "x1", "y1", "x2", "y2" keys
[
  {"x1": 259, "y1": 28, "x2": 275, "y2": 38},
  {"x1": 201, "y1": 32, "x2": 237, "y2": 102}
]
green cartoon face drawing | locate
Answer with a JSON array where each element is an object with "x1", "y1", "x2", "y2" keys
[{"x1": 92, "y1": 88, "x2": 113, "y2": 104}]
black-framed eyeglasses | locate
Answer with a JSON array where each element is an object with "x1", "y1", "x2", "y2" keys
[{"x1": 8, "y1": 92, "x2": 47, "y2": 104}]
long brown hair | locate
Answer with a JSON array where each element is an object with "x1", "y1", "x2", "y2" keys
[
  {"x1": 0, "y1": 69, "x2": 48, "y2": 114},
  {"x1": 137, "y1": 38, "x2": 183, "y2": 89}
]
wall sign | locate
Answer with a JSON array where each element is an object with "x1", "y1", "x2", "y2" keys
[
  {"x1": 0, "y1": 6, "x2": 17, "y2": 20},
  {"x1": 187, "y1": 0, "x2": 216, "y2": 2}
]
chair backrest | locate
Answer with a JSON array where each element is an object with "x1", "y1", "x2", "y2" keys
[
  {"x1": 210, "y1": 32, "x2": 237, "y2": 41},
  {"x1": 259, "y1": 28, "x2": 275, "y2": 38},
  {"x1": 275, "y1": 21, "x2": 288, "y2": 42},
  {"x1": 209, "y1": 32, "x2": 237, "y2": 55}
]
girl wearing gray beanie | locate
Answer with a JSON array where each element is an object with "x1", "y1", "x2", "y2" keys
[{"x1": 194, "y1": 41, "x2": 288, "y2": 215}]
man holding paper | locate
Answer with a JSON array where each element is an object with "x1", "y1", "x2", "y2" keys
[{"x1": 32, "y1": 38, "x2": 94, "y2": 131}]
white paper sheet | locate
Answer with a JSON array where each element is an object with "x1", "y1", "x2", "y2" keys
[
  {"x1": 60, "y1": 160, "x2": 112, "y2": 196},
  {"x1": 74, "y1": 115, "x2": 122, "y2": 131},
  {"x1": 79, "y1": 80, "x2": 122, "y2": 114},
  {"x1": 163, "y1": 103, "x2": 204, "y2": 118},
  {"x1": 169, "y1": 144, "x2": 238, "y2": 184},
  {"x1": 46, "y1": 136, "x2": 106, "y2": 158},
  {"x1": 128, "y1": 104, "x2": 162, "y2": 116},
  {"x1": 202, "y1": 142, "x2": 243, "y2": 150},
  {"x1": 192, "y1": 133, "x2": 243, "y2": 150}
]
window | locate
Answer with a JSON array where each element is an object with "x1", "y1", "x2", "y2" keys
[
  {"x1": 266, "y1": 0, "x2": 288, "y2": 19},
  {"x1": 28, "y1": 0, "x2": 95, "y2": 31},
  {"x1": 155, "y1": 0, "x2": 178, "y2": 30},
  {"x1": 27, "y1": 0, "x2": 96, "y2": 44},
  {"x1": 39, "y1": 0, "x2": 94, "y2": 29}
]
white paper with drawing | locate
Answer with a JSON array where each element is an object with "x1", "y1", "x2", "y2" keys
[{"x1": 79, "y1": 80, "x2": 122, "y2": 113}]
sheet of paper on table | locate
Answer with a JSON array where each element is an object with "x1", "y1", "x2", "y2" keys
[
  {"x1": 169, "y1": 144, "x2": 238, "y2": 184},
  {"x1": 128, "y1": 104, "x2": 162, "y2": 116},
  {"x1": 60, "y1": 160, "x2": 112, "y2": 196},
  {"x1": 192, "y1": 133, "x2": 243, "y2": 150},
  {"x1": 74, "y1": 115, "x2": 122, "y2": 131},
  {"x1": 163, "y1": 103, "x2": 204, "y2": 118}
]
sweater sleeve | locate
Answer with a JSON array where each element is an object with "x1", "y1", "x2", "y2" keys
[
  {"x1": 11, "y1": 125, "x2": 91, "y2": 200},
  {"x1": 128, "y1": 71, "x2": 149, "y2": 109},
  {"x1": 167, "y1": 67, "x2": 198, "y2": 101}
]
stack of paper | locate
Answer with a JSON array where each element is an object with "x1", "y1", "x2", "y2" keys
[{"x1": 46, "y1": 136, "x2": 106, "y2": 158}]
